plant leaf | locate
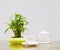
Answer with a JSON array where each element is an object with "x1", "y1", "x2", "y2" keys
[{"x1": 4, "y1": 28, "x2": 9, "y2": 33}]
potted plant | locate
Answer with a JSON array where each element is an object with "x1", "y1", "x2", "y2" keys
[{"x1": 4, "y1": 13, "x2": 29, "y2": 44}]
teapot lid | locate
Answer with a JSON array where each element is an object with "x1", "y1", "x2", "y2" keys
[{"x1": 40, "y1": 30, "x2": 48, "y2": 34}]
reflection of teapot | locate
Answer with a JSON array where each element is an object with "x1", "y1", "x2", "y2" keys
[{"x1": 9, "y1": 44, "x2": 24, "y2": 50}]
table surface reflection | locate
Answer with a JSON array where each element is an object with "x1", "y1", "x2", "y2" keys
[{"x1": 0, "y1": 41, "x2": 60, "y2": 50}]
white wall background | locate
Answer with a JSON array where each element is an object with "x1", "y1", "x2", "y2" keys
[{"x1": 0, "y1": 0, "x2": 60, "y2": 42}]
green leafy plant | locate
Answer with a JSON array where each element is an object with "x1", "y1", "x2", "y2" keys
[{"x1": 5, "y1": 14, "x2": 29, "y2": 38}]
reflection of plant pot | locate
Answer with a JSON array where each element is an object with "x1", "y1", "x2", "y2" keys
[
  {"x1": 9, "y1": 44, "x2": 24, "y2": 50},
  {"x1": 9, "y1": 38, "x2": 26, "y2": 44}
]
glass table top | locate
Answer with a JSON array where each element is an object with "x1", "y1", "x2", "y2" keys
[{"x1": 0, "y1": 41, "x2": 60, "y2": 50}]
